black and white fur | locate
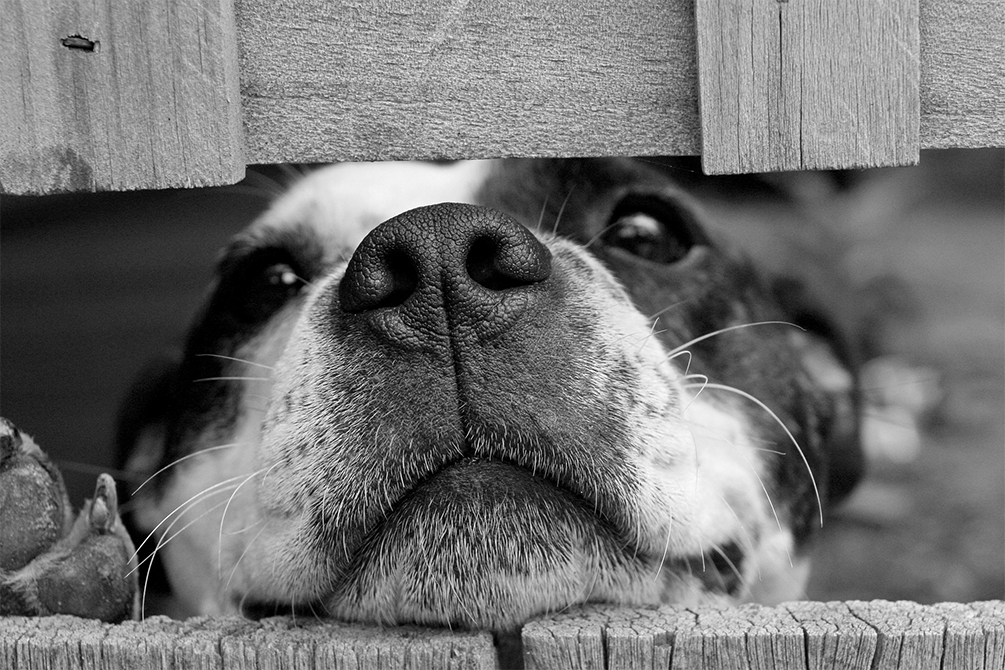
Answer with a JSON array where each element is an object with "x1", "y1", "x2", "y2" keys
[{"x1": 120, "y1": 158, "x2": 862, "y2": 631}]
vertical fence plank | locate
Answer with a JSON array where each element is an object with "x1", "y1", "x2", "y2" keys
[
  {"x1": 0, "y1": 0, "x2": 245, "y2": 194},
  {"x1": 696, "y1": 0, "x2": 920, "y2": 174}
]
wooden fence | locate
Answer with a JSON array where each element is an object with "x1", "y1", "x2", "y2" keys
[
  {"x1": 3, "y1": 601, "x2": 1004, "y2": 669},
  {"x1": 1, "y1": 0, "x2": 1001, "y2": 667},
  {"x1": 1, "y1": 0, "x2": 1003, "y2": 193}
]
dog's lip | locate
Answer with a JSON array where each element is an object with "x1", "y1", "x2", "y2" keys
[
  {"x1": 361, "y1": 454, "x2": 633, "y2": 549},
  {"x1": 399, "y1": 455, "x2": 591, "y2": 505},
  {"x1": 319, "y1": 456, "x2": 653, "y2": 629}
]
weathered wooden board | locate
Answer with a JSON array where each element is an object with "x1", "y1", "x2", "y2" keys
[
  {"x1": 236, "y1": 0, "x2": 701, "y2": 164},
  {"x1": 0, "y1": 0, "x2": 245, "y2": 195},
  {"x1": 920, "y1": 1, "x2": 1005, "y2": 149},
  {"x1": 523, "y1": 601, "x2": 1005, "y2": 670},
  {"x1": 2, "y1": 602, "x2": 1003, "y2": 669},
  {"x1": 695, "y1": 0, "x2": 920, "y2": 174},
  {"x1": 2, "y1": 0, "x2": 1001, "y2": 193},
  {"x1": 236, "y1": 0, "x2": 1002, "y2": 168},
  {"x1": 1, "y1": 615, "x2": 499, "y2": 669}
]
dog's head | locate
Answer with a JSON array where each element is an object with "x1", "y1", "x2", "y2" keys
[{"x1": 121, "y1": 158, "x2": 862, "y2": 630}]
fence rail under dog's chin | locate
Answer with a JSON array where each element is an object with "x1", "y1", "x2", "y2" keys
[{"x1": 3, "y1": 601, "x2": 1003, "y2": 669}]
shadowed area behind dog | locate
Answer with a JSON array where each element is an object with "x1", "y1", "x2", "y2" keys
[{"x1": 1, "y1": 150, "x2": 1002, "y2": 608}]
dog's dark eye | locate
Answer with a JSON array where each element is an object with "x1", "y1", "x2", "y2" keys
[
  {"x1": 601, "y1": 195, "x2": 705, "y2": 264},
  {"x1": 262, "y1": 263, "x2": 302, "y2": 289},
  {"x1": 218, "y1": 254, "x2": 309, "y2": 323},
  {"x1": 248, "y1": 262, "x2": 307, "y2": 315}
]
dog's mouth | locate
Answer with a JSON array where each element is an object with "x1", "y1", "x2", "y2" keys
[
  {"x1": 315, "y1": 455, "x2": 654, "y2": 628},
  {"x1": 237, "y1": 452, "x2": 744, "y2": 629},
  {"x1": 345, "y1": 453, "x2": 633, "y2": 567}
]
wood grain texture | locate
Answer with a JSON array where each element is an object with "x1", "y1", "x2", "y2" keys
[
  {"x1": 3, "y1": 0, "x2": 1002, "y2": 193},
  {"x1": 696, "y1": 0, "x2": 920, "y2": 174},
  {"x1": 1, "y1": 602, "x2": 1003, "y2": 669},
  {"x1": 236, "y1": 0, "x2": 702, "y2": 164},
  {"x1": 0, "y1": 0, "x2": 245, "y2": 194},
  {"x1": 236, "y1": 0, "x2": 1000, "y2": 169},
  {"x1": 920, "y1": 1, "x2": 1005, "y2": 149},
  {"x1": 523, "y1": 601, "x2": 1005, "y2": 670},
  {"x1": 1, "y1": 615, "x2": 499, "y2": 669}
]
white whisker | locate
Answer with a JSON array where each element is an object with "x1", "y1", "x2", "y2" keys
[
  {"x1": 195, "y1": 354, "x2": 275, "y2": 370},
  {"x1": 225, "y1": 522, "x2": 269, "y2": 594},
  {"x1": 681, "y1": 373, "x2": 709, "y2": 412},
  {"x1": 218, "y1": 467, "x2": 272, "y2": 575},
  {"x1": 601, "y1": 326, "x2": 667, "y2": 352},
  {"x1": 686, "y1": 382, "x2": 824, "y2": 528},
  {"x1": 138, "y1": 498, "x2": 231, "y2": 617},
  {"x1": 133, "y1": 443, "x2": 244, "y2": 495},
  {"x1": 713, "y1": 492, "x2": 762, "y2": 581},
  {"x1": 750, "y1": 446, "x2": 787, "y2": 455},
  {"x1": 130, "y1": 474, "x2": 251, "y2": 562},
  {"x1": 583, "y1": 217, "x2": 625, "y2": 249},
  {"x1": 711, "y1": 544, "x2": 746, "y2": 592},
  {"x1": 637, "y1": 317, "x2": 661, "y2": 352},
  {"x1": 654, "y1": 515, "x2": 675, "y2": 581},
  {"x1": 550, "y1": 188, "x2": 575, "y2": 236},
  {"x1": 647, "y1": 299, "x2": 687, "y2": 322},
  {"x1": 292, "y1": 274, "x2": 318, "y2": 290},
  {"x1": 667, "y1": 349, "x2": 693, "y2": 376},
  {"x1": 739, "y1": 450, "x2": 791, "y2": 570},
  {"x1": 535, "y1": 194, "x2": 550, "y2": 233},
  {"x1": 667, "y1": 321, "x2": 803, "y2": 358}
]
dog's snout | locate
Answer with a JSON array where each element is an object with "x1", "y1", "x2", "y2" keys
[{"x1": 338, "y1": 203, "x2": 551, "y2": 344}]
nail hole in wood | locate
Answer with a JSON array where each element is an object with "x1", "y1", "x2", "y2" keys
[{"x1": 61, "y1": 35, "x2": 99, "y2": 52}]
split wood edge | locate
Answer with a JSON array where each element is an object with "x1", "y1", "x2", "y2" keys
[{"x1": 2, "y1": 600, "x2": 1003, "y2": 669}]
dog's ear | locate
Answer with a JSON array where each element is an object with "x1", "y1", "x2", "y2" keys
[
  {"x1": 772, "y1": 276, "x2": 865, "y2": 506},
  {"x1": 115, "y1": 351, "x2": 181, "y2": 482}
]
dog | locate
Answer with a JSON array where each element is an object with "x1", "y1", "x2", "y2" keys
[{"x1": 2, "y1": 158, "x2": 862, "y2": 634}]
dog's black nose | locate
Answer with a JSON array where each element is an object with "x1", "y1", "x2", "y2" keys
[{"x1": 338, "y1": 203, "x2": 552, "y2": 346}]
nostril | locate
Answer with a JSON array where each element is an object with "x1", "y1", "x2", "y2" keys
[
  {"x1": 466, "y1": 235, "x2": 544, "y2": 292},
  {"x1": 339, "y1": 247, "x2": 420, "y2": 313},
  {"x1": 467, "y1": 236, "x2": 518, "y2": 291},
  {"x1": 376, "y1": 249, "x2": 420, "y2": 309}
]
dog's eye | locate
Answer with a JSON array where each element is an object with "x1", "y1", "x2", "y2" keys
[
  {"x1": 220, "y1": 257, "x2": 308, "y2": 323},
  {"x1": 601, "y1": 196, "x2": 705, "y2": 264},
  {"x1": 263, "y1": 263, "x2": 303, "y2": 292},
  {"x1": 252, "y1": 262, "x2": 307, "y2": 309}
]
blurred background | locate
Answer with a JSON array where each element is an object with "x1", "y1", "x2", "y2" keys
[{"x1": 1, "y1": 150, "x2": 1002, "y2": 605}]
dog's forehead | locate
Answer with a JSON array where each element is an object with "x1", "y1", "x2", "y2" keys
[{"x1": 249, "y1": 160, "x2": 498, "y2": 249}]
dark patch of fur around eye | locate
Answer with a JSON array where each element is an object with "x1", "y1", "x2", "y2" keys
[{"x1": 146, "y1": 226, "x2": 329, "y2": 487}]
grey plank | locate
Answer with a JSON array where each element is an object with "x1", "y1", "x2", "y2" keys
[
  {"x1": 785, "y1": 601, "x2": 878, "y2": 670},
  {"x1": 696, "y1": 0, "x2": 920, "y2": 174},
  {"x1": 845, "y1": 600, "x2": 944, "y2": 670},
  {"x1": 0, "y1": 0, "x2": 245, "y2": 194}
]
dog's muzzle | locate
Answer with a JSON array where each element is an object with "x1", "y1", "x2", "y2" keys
[{"x1": 253, "y1": 201, "x2": 682, "y2": 627}]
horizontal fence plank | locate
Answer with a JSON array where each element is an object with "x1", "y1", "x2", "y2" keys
[
  {"x1": 522, "y1": 601, "x2": 1005, "y2": 670},
  {"x1": 237, "y1": 0, "x2": 701, "y2": 164},
  {"x1": 2, "y1": 601, "x2": 1003, "y2": 669},
  {"x1": 238, "y1": 0, "x2": 1003, "y2": 167},
  {"x1": 1, "y1": 615, "x2": 499, "y2": 670},
  {"x1": 2, "y1": 0, "x2": 1001, "y2": 193}
]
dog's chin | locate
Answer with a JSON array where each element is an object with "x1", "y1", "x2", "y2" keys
[{"x1": 324, "y1": 458, "x2": 649, "y2": 630}]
